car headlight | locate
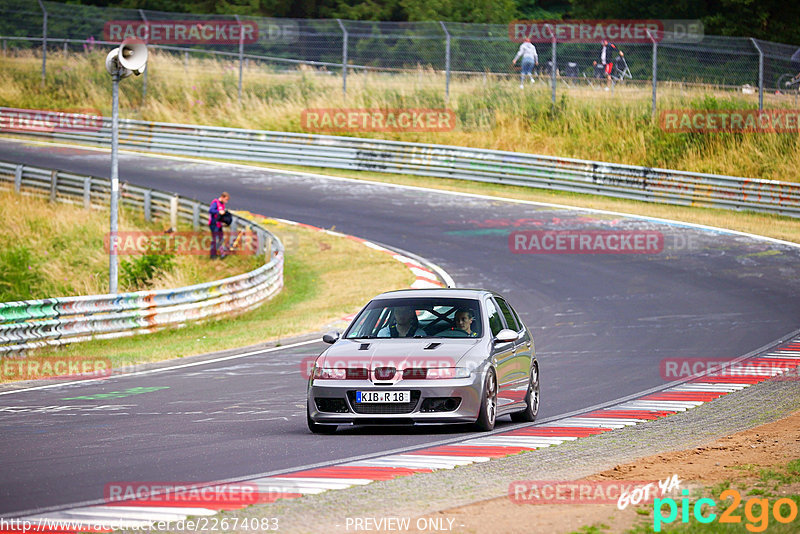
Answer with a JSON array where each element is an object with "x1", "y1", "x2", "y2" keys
[
  {"x1": 426, "y1": 367, "x2": 471, "y2": 379},
  {"x1": 312, "y1": 367, "x2": 346, "y2": 380}
]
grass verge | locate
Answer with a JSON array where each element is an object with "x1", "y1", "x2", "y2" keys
[
  {"x1": 1, "y1": 188, "x2": 258, "y2": 300},
  {"x1": 1, "y1": 50, "x2": 799, "y2": 182},
  {"x1": 2, "y1": 217, "x2": 413, "y2": 381}
]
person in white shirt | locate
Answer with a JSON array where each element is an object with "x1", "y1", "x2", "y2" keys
[
  {"x1": 512, "y1": 38, "x2": 538, "y2": 88},
  {"x1": 593, "y1": 39, "x2": 623, "y2": 90}
]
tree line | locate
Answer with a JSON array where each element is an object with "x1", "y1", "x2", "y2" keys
[{"x1": 58, "y1": 0, "x2": 800, "y2": 45}]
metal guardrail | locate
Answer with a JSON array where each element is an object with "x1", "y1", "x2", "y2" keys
[
  {"x1": 2, "y1": 107, "x2": 799, "y2": 217},
  {"x1": 0, "y1": 159, "x2": 284, "y2": 353}
]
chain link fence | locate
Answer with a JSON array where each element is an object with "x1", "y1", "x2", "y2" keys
[{"x1": 1, "y1": 0, "x2": 799, "y2": 110}]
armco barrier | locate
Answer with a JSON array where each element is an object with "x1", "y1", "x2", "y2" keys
[
  {"x1": 0, "y1": 160, "x2": 284, "y2": 354},
  {"x1": 1, "y1": 107, "x2": 798, "y2": 217}
]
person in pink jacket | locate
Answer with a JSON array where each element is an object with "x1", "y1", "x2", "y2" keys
[{"x1": 208, "y1": 192, "x2": 229, "y2": 259}]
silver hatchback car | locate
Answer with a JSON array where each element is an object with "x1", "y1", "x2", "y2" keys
[{"x1": 307, "y1": 288, "x2": 539, "y2": 433}]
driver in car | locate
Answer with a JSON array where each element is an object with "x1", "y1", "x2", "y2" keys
[
  {"x1": 378, "y1": 306, "x2": 423, "y2": 337},
  {"x1": 453, "y1": 308, "x2": 478, "y2": 337}
]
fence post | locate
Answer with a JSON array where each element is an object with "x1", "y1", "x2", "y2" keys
[
  {"x1": 550, "y1": 26, "x2": 556, "y2": 104},
  {"x1": 14, "y1": 165, "x2": 22, "y2": 193},
  {"x1": 439, "y1": 21, "x2": 451, "y2": 102},
  {"x1": 139, "y1": 9, "x2": 148, "y2": 104},
  {"x1": 649, "y1": 29, "x2": 658, "y2": 118},
  {"x1": 83, "y1": 177, "x2": 91, "y2": 209},
  {"x1": 170, "y1": 195, "x2": 178, "y2": 231},
  {"x1": 235, "y1": 14, "x2": 244, "y2": 104},
  {"x1": 143, "y1": 190, "x2": 152, "y2": 222},
  {"x1": 192, "y1": 202, "x2": 200, "y2": 230},
  {"x1": 750, "y1": 38, "x2": 764, "y2": 111},
  {"x1": 49, "y1": 170, "x2": 58, "y2": 202},
  {"x1": 336, "y1": 19, "x2": 348, "y2": 97},
  {"x1": 37, "y1": 0, "x2": 47, "y2": 86}
]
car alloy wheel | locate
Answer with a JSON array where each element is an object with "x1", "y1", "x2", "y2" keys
[
  {"x1": 511, "y1": 364, "x2": 539, "y2": 423},
  {"x1": 475, "y1": 368, "x2": 497, "y2": 431}
]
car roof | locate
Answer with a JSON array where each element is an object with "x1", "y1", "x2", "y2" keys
[{"x1": 371, "y1": 288, "x2": 498, "y2": 300}]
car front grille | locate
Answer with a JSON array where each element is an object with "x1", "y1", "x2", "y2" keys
[{"x1": 347, "y1": 390, "x2": 421, "y2": 414}]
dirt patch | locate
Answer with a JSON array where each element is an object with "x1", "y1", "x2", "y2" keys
[{"x1": 400, "y1": 410, "x2": 800, "y2": 534}]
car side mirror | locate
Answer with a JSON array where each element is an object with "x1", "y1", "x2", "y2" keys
[
  {"x1": 322, "y1": 331, "x2": 340, "y2": 344},
  {"x1": 494, "y1": 329, "x2": 518, "y2": 344}
]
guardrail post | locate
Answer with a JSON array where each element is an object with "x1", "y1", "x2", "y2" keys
[
  {"x1": 256, "y1": 229, "x2": 265, "y2": 255},
  {"x1": 170, "y1": 194, "x2": 178, "y2": 231},
  {"x1": 192, "y1": 202, "x2": 200, "y2": 230},
  {"x1": 266, "y1": 234, "x2": 273, "y2": 259},
  {"x1": 14, "y1": 165, "x2": 22, "y2": 193},
  {"x1": 2, "y1": 39, "x2": 6, "y2": 56},
  {"x1": 49, "y1": 170, "x2": 57, "y2": 202},
  {"x1": 37, "y1": 0, "x2": 47, "y2": 85},
  {"x1": 336, "y1": 19, "x2": 348, "y2": 97},
  {"x1": 439, "y1": 21, "x2": 451, "y2": 102},
  {"x1": 83, "y1": 177, "x2": 91, "y2": 209},
  {"x1": 750, "y1": 38, "x2": 764, "y2": 111},
  {"x1": 143, "y1": 190, "x2": 152, "y2": 222}
]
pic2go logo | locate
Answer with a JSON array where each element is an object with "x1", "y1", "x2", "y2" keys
[{"x1": 654, "y1": 489, "x2": 799, "y2": 532}]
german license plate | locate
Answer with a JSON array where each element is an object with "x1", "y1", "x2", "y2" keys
[{"x1": 356, "y1": 391, "x2": 410, "y2": 403}]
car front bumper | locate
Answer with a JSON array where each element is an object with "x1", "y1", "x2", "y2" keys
[{"x1": 307, "y1": 372, "x2": 485, "y2": 425}]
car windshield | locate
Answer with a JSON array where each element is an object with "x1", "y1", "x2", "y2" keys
[{"x1": 345, "y1": 297, "x2": 483, "y2": 339}]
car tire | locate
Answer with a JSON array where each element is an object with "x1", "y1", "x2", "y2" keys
[
  {"x1": 307, "y1": 405, "x2": 337, "y2": 434},
  {"x1": 474, "y1": 368, "x2": 497, "y2": 432},
  {"x1": 511, "y1": 364, "x2": 539, "y2": 423}
]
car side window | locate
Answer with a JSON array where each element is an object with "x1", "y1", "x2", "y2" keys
[
  {"x1": 509, "y1": 304, "x2": 525, "y2": 331},
  {"x1": 485, "y1": 299, "x2": 504, "y2": 337},
  {"x1": 495, "y1": 297, "x2": 520, "y2": 332}
]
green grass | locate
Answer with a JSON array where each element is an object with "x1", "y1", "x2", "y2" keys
[
  {"x1": 0, "y1": 189, "x2": 258, "y2": 300},
  {"x1": 1, "y1": 50, "x2": 799, "y2": 183},
  {"x1": 3, "y1": 217, "x2": 414, "y2": 375}
]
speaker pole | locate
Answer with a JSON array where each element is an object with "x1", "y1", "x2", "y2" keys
[{"x1": 109, "y1": 70, "x2": 120, "y2": 294}]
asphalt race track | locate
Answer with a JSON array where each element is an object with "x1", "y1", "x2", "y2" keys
[{"x1": 2, "y1": 139, "x2": 799, "y2": 516}]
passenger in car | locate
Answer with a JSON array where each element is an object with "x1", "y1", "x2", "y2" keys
[
  {"x1": 378, "y1": 306, "x2": 423, "y2": 337},
  {"x1": 454, "y1": 308, "x2": 479, "y2": 336}
]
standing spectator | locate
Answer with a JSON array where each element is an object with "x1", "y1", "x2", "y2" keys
[
  {"x1": 593, "y1": 39, "x2": 623, "y2": 90},
  {"x1": 512, "y1": 38, "x2": 538, "y2": 89},
  {"x1": 208, "y1": 192, "x2": 229, "y2": 259}
]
